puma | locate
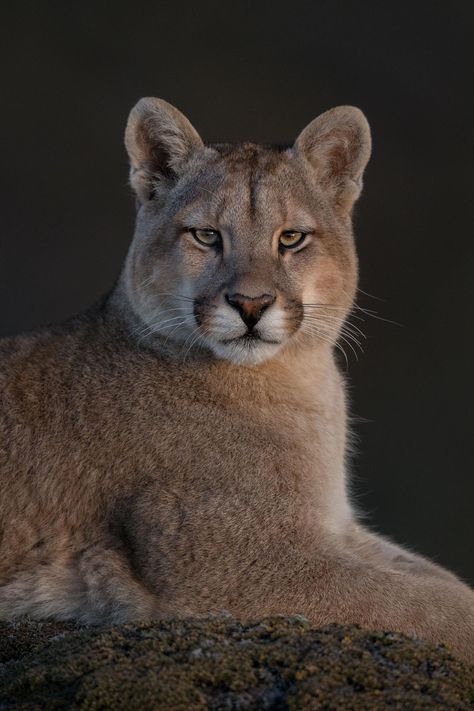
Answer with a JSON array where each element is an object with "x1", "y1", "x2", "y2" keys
[{"x1": 1, "y1": 97, "x2": 472, "y2": 663}]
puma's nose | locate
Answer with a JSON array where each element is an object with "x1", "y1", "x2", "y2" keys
[{"x1": 225, "y1": 293, "x2": 275, "y2": 330}]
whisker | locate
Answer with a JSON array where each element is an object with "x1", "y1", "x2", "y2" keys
[
  {"x1": 303, "y1": 304, "x2": 366, "y2": 323},
  {"x1": 357, "y1": 287, "x2": 385, "y2": 302},
  {"x1": 299, "y1": 326, "x2": 349, "y2": 370},
  {"x1": 154, "y1": 291, "x2": 195, "y2": 303},
  {"x1": 163, "y1": 319, "x2": 190, "y2": 346},
  {"x1": 302, "y1": 303, "x2": 347, "y2": 310},
  {"x1": 134, "y1": 317, "x2": 192, "y2": 344},
  {"x1": 311, "y1": 325, "x2": 360, "y2": 360},
  {"x1": 353, "y1": 304, "x2": 403, "y2": 327},
  {"x1": 342, "y1": 319, "x2": 367, "y2": 339},
  {"x1": 138, "y1": 274, "x2": 157, "y2": 289},
  {"x1": 301, "y1": 319, "x2": 361, "y2": 358},
  {"x1": 181, "y1": 326, "x2": 207, "y2": 363},
  {"x1": 339, "y1": 288, "x2": 403, "y2": 328},
  {"x1": 302, "y1": 314, "x2": 365, "y2": 349},
  {"x1": 337, "y1": 334, "x2": 360, "y2": 360},
  {"x1": 132, "y1": 314, "x2": 189, "y2": 339}
]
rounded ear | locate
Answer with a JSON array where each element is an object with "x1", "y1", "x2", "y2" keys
[
  {"x1": 294, "y1": 106, "x2": 371, "y2": 213},
  {"x1": 125, "y1": 97, "x2": 204, "y2": 203}
]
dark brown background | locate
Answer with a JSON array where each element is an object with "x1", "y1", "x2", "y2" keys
[{"x1": 1, "y1": 2, "x2": 473, "y2": 582}]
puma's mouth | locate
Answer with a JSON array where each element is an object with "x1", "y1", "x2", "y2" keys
[
  {"x1": 209, "y1": 330, "x2": 284, "y2": 365},
  {"x1": 219, "y1": 332, "x2": 282, "y2": 346}
]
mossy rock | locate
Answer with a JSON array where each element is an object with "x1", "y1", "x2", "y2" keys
[{"x1": 0, "y1": 616, "x2": 472, "y2": 709}]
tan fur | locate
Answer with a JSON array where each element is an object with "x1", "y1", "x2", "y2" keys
[{"x1": 1, "y1": 98, "x2": 473, "y2": 662}]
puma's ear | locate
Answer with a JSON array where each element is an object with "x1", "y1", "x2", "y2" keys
[
  {"x1": 125, "y1": 97, "x2": 204, "y2": 202},
  {"x1": 294, "y1": 106, "x2": 371, "y2": 213}
]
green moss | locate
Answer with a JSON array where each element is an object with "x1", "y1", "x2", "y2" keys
[{"x1": 0, "y1": 616, "x2": 472, "y2": 709}]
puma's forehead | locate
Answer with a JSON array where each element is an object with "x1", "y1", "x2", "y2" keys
[
  {"x1": 197, "y1": 141, "x2": 304, "y2": 193},
  {"x1": 172, "y1": 141, "x2": 319, "y2": 240},
  {"x1": 206, "y1": 141, "x2": 300, "y2": 200}
]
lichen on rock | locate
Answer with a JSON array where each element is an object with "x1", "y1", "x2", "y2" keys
[{"x1": 0, "y1": 616, "x2": 473, "y2": 709}]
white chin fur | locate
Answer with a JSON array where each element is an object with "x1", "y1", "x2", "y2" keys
[{"x1": 209, "y1": 338, "x2": 283, "y2": 365}]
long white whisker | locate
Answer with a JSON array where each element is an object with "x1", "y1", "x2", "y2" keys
[
  {"x1": 299, "y1": 325, "x2": 349, "y2": 370},
  {"x1": 303, "y1": 315, "x2": 364, "y2": 351},
  {"x1": 181, "y1": 326, "x2": 206, "y2": 363},
  {"x1": 163, "y1": 319, "x2": 191, "y2": 346},
  {"x1": 353, "y1": 304, "x2": 403, "y2": 327},
  {"x1": 303, "y1": 322, "x2": 360, "y2": 360},
  {"x1": 154, "y1": 291, "x2": 195, "y2": 303},
  {"x1": 315, "y1": 323, "x2": 362, "y2": 357},
  {"x1": 180, "y1": 325, "x2": 201, "y2": 355},
  {"x1": 133, "y1": 314, "x2": 189, "y2": 340},
  {"x1": 185, "y1": 331, "x2": 208, "y2": 363},
  {"x1": 338, "y1": 288, "x2": 403, "y2": 328},
  {"x1": 303, "y1": 304, "x2": 366, "y2": 323},
  {"x1": 357, "y1": 287, "x2": 385, "y2": 302}
]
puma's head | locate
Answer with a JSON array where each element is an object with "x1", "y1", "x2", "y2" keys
[{"x1": 122, "y1": 97, "x2": 371, "y2": 365}]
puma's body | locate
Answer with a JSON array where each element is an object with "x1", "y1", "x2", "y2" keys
[
  {"x1": 0, "y1": 99, "x2": 473, "y2": 662},
  {"x1": 0, "y1": 301, "x2": 350, "y2": 617}
]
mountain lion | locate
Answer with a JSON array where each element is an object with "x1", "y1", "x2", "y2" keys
[{"x1": 1, "y1": 98, "x2": 473, "y2": 662}]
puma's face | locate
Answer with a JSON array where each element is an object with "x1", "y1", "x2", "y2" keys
[{"x1": 124, "y1": 99, "x2": 371, "y2": 365}]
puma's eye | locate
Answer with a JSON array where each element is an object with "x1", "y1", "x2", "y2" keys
[
  {"x1": 191, "y1": 228, "x2": 221, "y2": 247},
  {"x1": 279, "y1": 231, "x2": 307, "y2": 250}
]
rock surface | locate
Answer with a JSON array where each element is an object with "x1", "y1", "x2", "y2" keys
[{"x1": 0, "y1": 616, "x2": 473, "y2": 709}]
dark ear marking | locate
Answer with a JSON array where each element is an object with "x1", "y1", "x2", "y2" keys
[
  {"x1": 125, "y1": 97, "x2": 204, "y2": 203},
  {"x1": 295, "y1": 106, "x2": 371, "y2": 213}
]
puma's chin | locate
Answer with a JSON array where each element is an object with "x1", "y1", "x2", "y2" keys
[{"x1": 209, "y1": 334, "x2": 284, "y2": 366}]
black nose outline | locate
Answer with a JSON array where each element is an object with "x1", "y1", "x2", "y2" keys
[{"x1": 225, "y1": 293, "x2": 276, "y2": 330}]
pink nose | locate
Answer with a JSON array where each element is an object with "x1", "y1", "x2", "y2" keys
[{"x1": 225, "y1": 293, "x2": 275, "y2": 330}]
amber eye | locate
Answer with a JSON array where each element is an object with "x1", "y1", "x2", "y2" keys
[
  {"x1": 279, "y1": 230, "x2": 307, "y2": 250},
  {"x1": 190, "y1": 228, "x2": 221, "y2": 247}
]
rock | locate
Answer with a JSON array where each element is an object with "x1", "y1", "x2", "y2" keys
[{"x1": 0, "y1": 616, "x2": 472, "y2": 709}]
